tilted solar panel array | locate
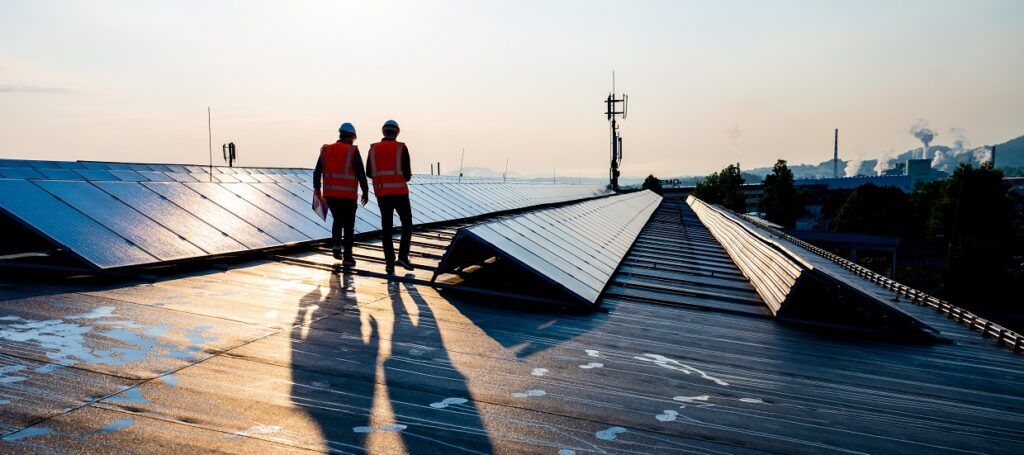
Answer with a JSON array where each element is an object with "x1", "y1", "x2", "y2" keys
[
  {"x1": 434, "y1": 190, "x2": 662, "y2": 305},
  {"x1": 0, "y1": 159, "x2": 610, "y2": 269}
]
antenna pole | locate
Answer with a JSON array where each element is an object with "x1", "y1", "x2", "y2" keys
[
  {"x1": 459, "y1": 148, "x2": 465, "y2": 183},
  {"x1": 605, "y1": 72, "x2": 627, "y2": 191},
  {"x1": 207, "y1": 107, "x2": 213, "y2": 182}
]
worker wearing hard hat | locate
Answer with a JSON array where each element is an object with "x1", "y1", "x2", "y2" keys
[
  {"x1": 313, "y1": 122, "x2": 369, "y2": 266},
  {"x1": 366, "y1": 119, "x2": 413, "y2": 273}
]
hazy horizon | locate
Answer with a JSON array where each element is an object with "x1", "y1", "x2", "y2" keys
[{"x1": 2, "y1": 1, "x2": 1022, "y2": 177}]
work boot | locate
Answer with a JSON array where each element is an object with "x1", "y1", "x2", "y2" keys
[
  {"x1": 396, "y1": 256, "x2": 414, "y2": 271},
  {"x1": 342, "y1": 256, "x2": 357, "y2": 268},
  {"x1": 332, "y1": 246, "x2": 342, "y2": 260}
]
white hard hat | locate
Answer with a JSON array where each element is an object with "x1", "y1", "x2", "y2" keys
[
  {"x1": 338, "y1": 122, "x2": 356, "y2": 135},
  {"x1": 382, "y1": 119, "x2": 399, "y2": 130}
]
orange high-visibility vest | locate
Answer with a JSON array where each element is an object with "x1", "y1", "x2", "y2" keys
[
  {"x1": 321, "y1": 142, "x2": 359, "y2": 200},
  {"x1": 368, "y1": 140, "x2": 409, "y2": 197}
]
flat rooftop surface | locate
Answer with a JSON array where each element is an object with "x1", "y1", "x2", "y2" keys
[{"x1": 1, "y1": 203, "x2": 1023, "y2": 454}]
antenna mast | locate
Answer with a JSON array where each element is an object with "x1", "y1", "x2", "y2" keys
[
  {"x1": 605, "y1": 71, "x2": 627, "y2": 191},
  {"x1": 207, "y1": 107, "x2": 213, "y2": 182}
]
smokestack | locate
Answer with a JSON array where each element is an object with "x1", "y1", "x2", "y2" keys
[
  {"x1": 430, "y1": 163, "x2": 434, "y2": 175},
  {"x1": 991, "y1": 145, "x2": 997, "y2": 167},
  {"x1": 833, "y1": 128, "x2": 839, "y2": 179}
]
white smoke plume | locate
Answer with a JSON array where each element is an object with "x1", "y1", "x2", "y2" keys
[
  {"x1": 845, "y1": 158, "x2": 864, "y2": 177},
  {"x1": 874, "y1": 149, "x2": 897, "y2": 175},
  {"x1": 910, "y1": 119, "x2": 938, "y2": 159}
]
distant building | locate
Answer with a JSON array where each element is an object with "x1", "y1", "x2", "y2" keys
[{"x1": 795, "y1": 175, "x2": 912, "y2": 193}]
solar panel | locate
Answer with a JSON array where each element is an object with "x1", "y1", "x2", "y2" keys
[
  {"x1": 137, "y1": 171, "x2": 175, "y2": 182},
  {"x1": 183, "y1": 182, "x2": 309, "y2": 244},
  {"x1": 74, "y1": 169, "x2": 118, "y2": 181},
  {"x1": 108, "y1": 170, "x2": 147, "y2": 181},
  {"x1": 212, "y1": 173, "x2": 240, "y2": 183},
  {"x1": 79, "y1": 161, "x2": 111, "y2": 170},
  {"x1": 275, "y1": 181, "x2": 381, "y2": 232},
  {"x1": 35, "y1": 180, "x2": 207, "y2": 261},
  {"x1": 36, "y1": 168, "x2": 84, "y2": 180},
  {"x1": 56, "y1": 161, "x2": 86, "y2": 170},
  {"x1": 0, "y1": 167, "x2": 44, "y2": 179},
  {"x1": 0, "y1": 179, "x2": 157, "y2": 268},
  {"x1": 219, "y1": 182, "x2": 330, "y2": 239},
  {"x1": 93, "y1": 181, "x2": 247, "y2": 255},
  {"x1": 0, "y1": 159, "x2": 30, "y2": 168},
  {"x1": 141, "y1": 182, "x2": 279, "y2": 249},
  {"x1": 166, "y1": 172, "x2": 200, "y2": 182},
  {"x1": 0, "y1": 157, "x2": 612, "y2": 269},
  {"x1": 435, "y1": 190, "x2": 661, "y2": 305}
]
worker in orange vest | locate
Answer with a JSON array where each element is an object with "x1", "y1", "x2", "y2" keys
[
  {"x1": 313, "y1": 122, "x2": 369, "y2": 266},
  {"x1": 367, "y1": 119, "x2": 413, "y2": 273}
]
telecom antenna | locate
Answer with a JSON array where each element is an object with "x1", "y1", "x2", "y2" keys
[{"x1": 605, "y1": 71, "x2": 627, "y2": 191}]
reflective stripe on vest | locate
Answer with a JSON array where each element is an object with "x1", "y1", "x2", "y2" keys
[
  {"x1": 368, "y1": 140, "x2": 409, "y2": 196},
  {"x1": 321, "y1": 142, "x2": 359, "y2": 199}
]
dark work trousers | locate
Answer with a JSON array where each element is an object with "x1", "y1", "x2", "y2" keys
[
  {"x1": 377, "y1": 194, "x2": 413, "y2": 264},
  {"x1": 326, "y1": 197, "x2": 357, "y2": 259}
]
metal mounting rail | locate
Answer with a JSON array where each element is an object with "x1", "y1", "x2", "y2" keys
[{"x1": 738, "y1": 212, "x2": 1024, "y2": 354}]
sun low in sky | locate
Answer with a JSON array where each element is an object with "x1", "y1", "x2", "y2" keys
[{"x1": 1, "y1": 0, "x2": 1022, "y2": 178}]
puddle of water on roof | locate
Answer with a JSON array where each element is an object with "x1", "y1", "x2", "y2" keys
[
  {"x1": 0, "y1": 308, "x2": 218, "y2": 369},
  {"x1": 85, "y1": 418, "x2": 134, "y2": 436},
  {"x1": 656, "y1": 410, "x2": 679, "y2": 422},
  {"x1": 634, "y1": 353, "x2": 730, "y2": 386},
  {"x1": 429, "y1": 397, "x2": 468, "y2": 409},
  {"x1": 511, "y1": 389, "x2": 546, "y2": 398},
  {"x1": 595, "y1": 426, "x2": 626, "y2": 441},
  {"x1": 2, "y1": 427, "x2": 53, "y2": 441}
]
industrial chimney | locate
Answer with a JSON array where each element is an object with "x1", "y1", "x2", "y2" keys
[{"x1": 833, "y1": 129, "x2": 839, "y2": 179}]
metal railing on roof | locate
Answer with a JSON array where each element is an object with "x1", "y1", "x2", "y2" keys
[{"x1": 739, "y1": 212, "x2": 1024, "y2": 354}]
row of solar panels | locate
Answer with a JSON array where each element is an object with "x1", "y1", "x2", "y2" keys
[
  {"x1": 0, "y1": 163, "x2": 610, "y2": 269},
  {"x1": 0, "y1": 159, "x2": 548, "y2": 185},
  {"x1": 435, "y1": 190, "x2": 662, "y2": 305}
]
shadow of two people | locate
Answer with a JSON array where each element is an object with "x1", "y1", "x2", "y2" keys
[{"x1": 289, "y1": 270, "x2": 494, "y2": 453}]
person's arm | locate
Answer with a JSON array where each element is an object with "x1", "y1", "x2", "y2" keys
[
  {"x1": 365, "y1": 146, "x2": 374, "y2": 180},
  {"x1": 313, "y1": 147, "x2": 325, "y2": 194},
  {"x1": 352, "y1": 147, "x2": 370, "y2": 205},
  {"x1": 402, "y1": 145, "x2": 412, "y2": 182}
]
